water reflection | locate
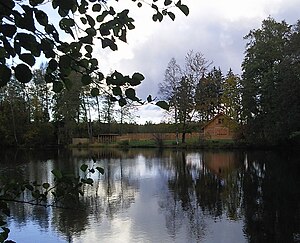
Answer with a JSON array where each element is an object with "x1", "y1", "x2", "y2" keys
[{"x1": 0, "y1": 149, "x2": 299, "y2": 242}]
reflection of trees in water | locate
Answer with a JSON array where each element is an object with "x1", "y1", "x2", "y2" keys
[
  {"x1": 196, "y1": 152, "x2": 244, "y2": 220},
  {"x1": 51, "y1": 202, "x2": 89, "y2": 242},
  {"x1": 64, "y1": 153, "x2": 141, "y2": 227},
  {"x1": 8, "y1": 202, "x2": 50, "y2": 232},
  {"x1": 100, "y1": 157, "x2": 139, "y2": 220},
  {"x1": 158, "y1": 151, "x2": 206, "y2": 241},
  {"x1": 3, "y1": 148, "x2": 140, "y2": 242},
  {"x1": 3, "y1": 149, "x2": 300, "y2": 242},
  {"x1": 242, "y1": 151, "x2": 300, "y2": 242},
  {"x1": 157, "y1": 150, "x2": 245, "y2": 241}
]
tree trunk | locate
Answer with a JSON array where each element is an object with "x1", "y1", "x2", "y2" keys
[{"x1": 9, "y1": 101, "x2": 18, "y2": 145}]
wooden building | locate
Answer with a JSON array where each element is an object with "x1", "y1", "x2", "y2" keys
[{"x1": 201, "y1": 113, "x2": 238, "y2": 140}]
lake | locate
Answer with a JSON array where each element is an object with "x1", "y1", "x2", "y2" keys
[{"x1": 0, "y1": 148, "x2": 299, "y2": 243}]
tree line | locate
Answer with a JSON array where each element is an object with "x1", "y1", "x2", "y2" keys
[
  {"x1": 0, "y1": 66, "x2": 146, "y2": 147},
  {"x1": 159, "y1": 17, "x2": 300, "y2": 146},
  {"x1": 1, "y1": 17, "x2": 300, "y2": 147}
]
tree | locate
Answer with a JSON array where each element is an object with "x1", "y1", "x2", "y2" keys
[
  {"x1": 159, "y1": 51, "x2": 210, "y2": 143},
  {"x1": 0, "y1": 1, "x2": 190, "y2": 241},
  {"x1": 52, "y1": 72, "x2": 83, "y2": 144},
  {"x1": 221, "y1": 69, "x2": 242, "y2": 122},
  {"x1": 0, "y1": 78, "x2": 29, "y2": 146},
  {"x1": 195, "y1": 67, "x2": 222, "y2": 122},
  {"x1": 0, "y1": 0, "x2": 189, "y2": 110},
  {"x1": 175, "y1": 76, "x2": 195, "y2": 143},
  {"x1": 159, "y1": 57, "x2": 182, "y2": 143},
  {"x1": 241, "y1": 17, "x2": 299, "y2": 144},
  {"x1": 100, "y1": 94, "x2": 116, "y2": 133}
]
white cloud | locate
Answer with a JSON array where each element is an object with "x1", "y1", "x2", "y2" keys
[
  {"x1": 41, "y1": 0, "x2": 300, "y2": 124},
  {"x1": 95, "y1": 0, "x2": 300, "y2": 124}
]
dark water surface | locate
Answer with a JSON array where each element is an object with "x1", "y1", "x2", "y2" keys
[{"x1": 0, "y1": 148, "x2": 299, "y2": 243}]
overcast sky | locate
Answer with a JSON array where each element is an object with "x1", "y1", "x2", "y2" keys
[{"x1": 94, "y1": 0, "x2": 300, "y2": 123}]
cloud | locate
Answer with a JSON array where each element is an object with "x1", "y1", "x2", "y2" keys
[{"x1": 98, "y1": 0, "x2": 300, "y2": 123}]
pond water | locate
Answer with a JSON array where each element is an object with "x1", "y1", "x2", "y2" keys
[{"x1": 0, "y1": 148, "x2": 299, "y2": 243}]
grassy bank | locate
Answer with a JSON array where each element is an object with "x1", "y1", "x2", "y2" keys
[{"x1": 70, "y1": 138, "x2": 251, "y2": 149}]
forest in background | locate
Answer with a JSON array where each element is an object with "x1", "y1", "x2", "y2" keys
[{"x1": 1, "y1": 17, "x2": 300, "y2": 147}]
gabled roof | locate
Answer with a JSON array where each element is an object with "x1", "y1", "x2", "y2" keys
[{"x1": 202, "y1": 113, "x2": 233, "y2": 129}]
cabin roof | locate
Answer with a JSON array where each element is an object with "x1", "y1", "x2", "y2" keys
[{"x1": 202, "y1": 113, "x2": 232, "y2": 129}]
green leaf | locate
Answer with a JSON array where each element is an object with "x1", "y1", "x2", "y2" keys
[
  {"x1": 151, "y1": 4, "x2": 158, "y2": 11},
  {"x1": 91, "y1": 87, "x2": 99, "y2": 97},
  {"x1": 101, "y1": 38, "x2": 118, "y2": 51},
  {"x1": 25, "y1": 184, "x2": 34, "y2": 191},
  {"x1": 125, "y1": 88, "x2": 136, "y2": 100},
  {"x1": 92, "y1": 3, "x2": 101, "y2": 12},
  {"x1": 0, "y1": 47, "x2": 5, "y2": 58},
  {"x1": 59, "y1": 55, "x2": 72, "y2": 69},
  {"x1": 164, "y1": 0, "x2": 172, "y2": 6},
  {"x1": 86, "y1": 14, "x2": 95, "y2": 27},
  {"x1": 132, "y1": 72, "x2": 145, "y2": 81},
  {"x1": 35, "y1": 9, "x2": 48, "y2": 26},
  {"x1": 45, "y1": 24, "x2": 60, "y2": 42},
  {"x1": 80, "y1": 35, "x2": 93, "y2": 44},
  {"x1": 80, "y1": 17, "x2": 87, "y2": 25},
  {"x1": 113, "y1": 86, "x2": 122, "y2": 96},
  {"x1": 156, "y1": 101, "x2": 169, "y2": 110},
  {"x1": 0, "y1": 64, "x2": 12, "y2": 87},
  {"x1": 147, "y1": 95, "x2": 152, "y2": 102},
  {"x1": 41, "y1": 38, "x2": 55, "y2": 58},
  {"x1": 52, "y1": 81, "x2": 64, "y2": 93},
  {"x1": 131, "y1": 72, "x2": 144, "y2": 86},
  {"x1": 19, "y1": 53, "x2": 36, "y2": 66},
  {"x1": 29, "y1": 0, "x2": 44, "y2": 6},
  {"x1": 175, "y1": 1, "x2": 189, "y2": 16},
  {"x1": 16, "y1": 6, "x2": 35, "y2": 32},
  {"x1": 15, "y1": 33, "x2": 41, "y2": 57},
  {"x1": 85, "y1": 45, "x2": 93, "y2": 53},
  {"x1": 96, "y1": 11, "x2": 109, "y2": 22},
  {"x1": 85, "y1": 178, "x2": 93, "y2": 185},
  {"x1": 14, "y1": 64, "x2": 32, "y2": 83},
  {"x1": 42, "y1": 183, "x2": 50, "y2": 189},
  {"x1": 0, "y1": 24, "x2": 17, "y2": 38},
  {"x1": 51, "y1": 169, "x2": 62, "y2": 179},
  {"x1": 45, "y1": 73, "x2": 55, "y2": 83},
  {"x1": 96, "y1": 166, "x2": 104, "y2": 175},
  {"x1": 81, "y1": 74, "x2": 92, "y2": 85},
  {"x1": 167, "y1": 12, "x2": 175, "y2": 21},
  {"x1": 98, "y1": 72, "x2": 104, "y2": 81},
  {"x1": 118, "y1": 97, "x2": 127, "y2": 107},
  {"x1": 48, "y1": 59, "x2": 58, "y2": 71},
  {"x1": 80, "y1": 164, "x2": 88, "y2": 172}
]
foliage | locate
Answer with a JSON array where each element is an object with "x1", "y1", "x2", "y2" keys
[
  {"x1": 159, "y1": 51, "x2": 210, "y2": 143},
  {"x1": 241, "y1": 17, "x2": 300, "y2": 144},
  {"x1": 0, "y1": 1, "x2": 190, "y2": 241},
  {"x1": 0, "y1": 0, "x2": 188, "y2": 110},
  {"x1": 159, "y1": 51, "x2": 241, "y2": 143},
  {"x1": 0, "y1": 157, "x2": 104, "y2": 242}
]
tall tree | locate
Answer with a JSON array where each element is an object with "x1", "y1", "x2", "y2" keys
[
  {"x1": 241, "y1": 17, "x2": 294, "y2": 144},
  {"x1": 176, "y1": 76, "x2": 195, "y2": 143},
  {"x1": 221, "y1": 69, "x2": 242, "y2": 122},
  {"x1": 101, "y1": 94, "x2": 116, "y2": 133},
  {"x1": 159, "y1": 57, "x2": 182, "y2": 143},
  {"x1": 52, "y1": 72, "x2": 82, "y2": 144},
  {"x1": 195, "y1": 67, "x2": 222, "y2": 122},
  {"x1": 159, "y1": 51, "x2": 210, "y2": 143}
]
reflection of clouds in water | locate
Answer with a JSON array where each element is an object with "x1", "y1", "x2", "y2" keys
[{"x1": 11, "y1": 149, "x2": 296, "y2": 243}]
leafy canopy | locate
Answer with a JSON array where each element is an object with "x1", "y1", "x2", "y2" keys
[{"x1": 0, "y1": 0, "x2": 189, "y2": 109}]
